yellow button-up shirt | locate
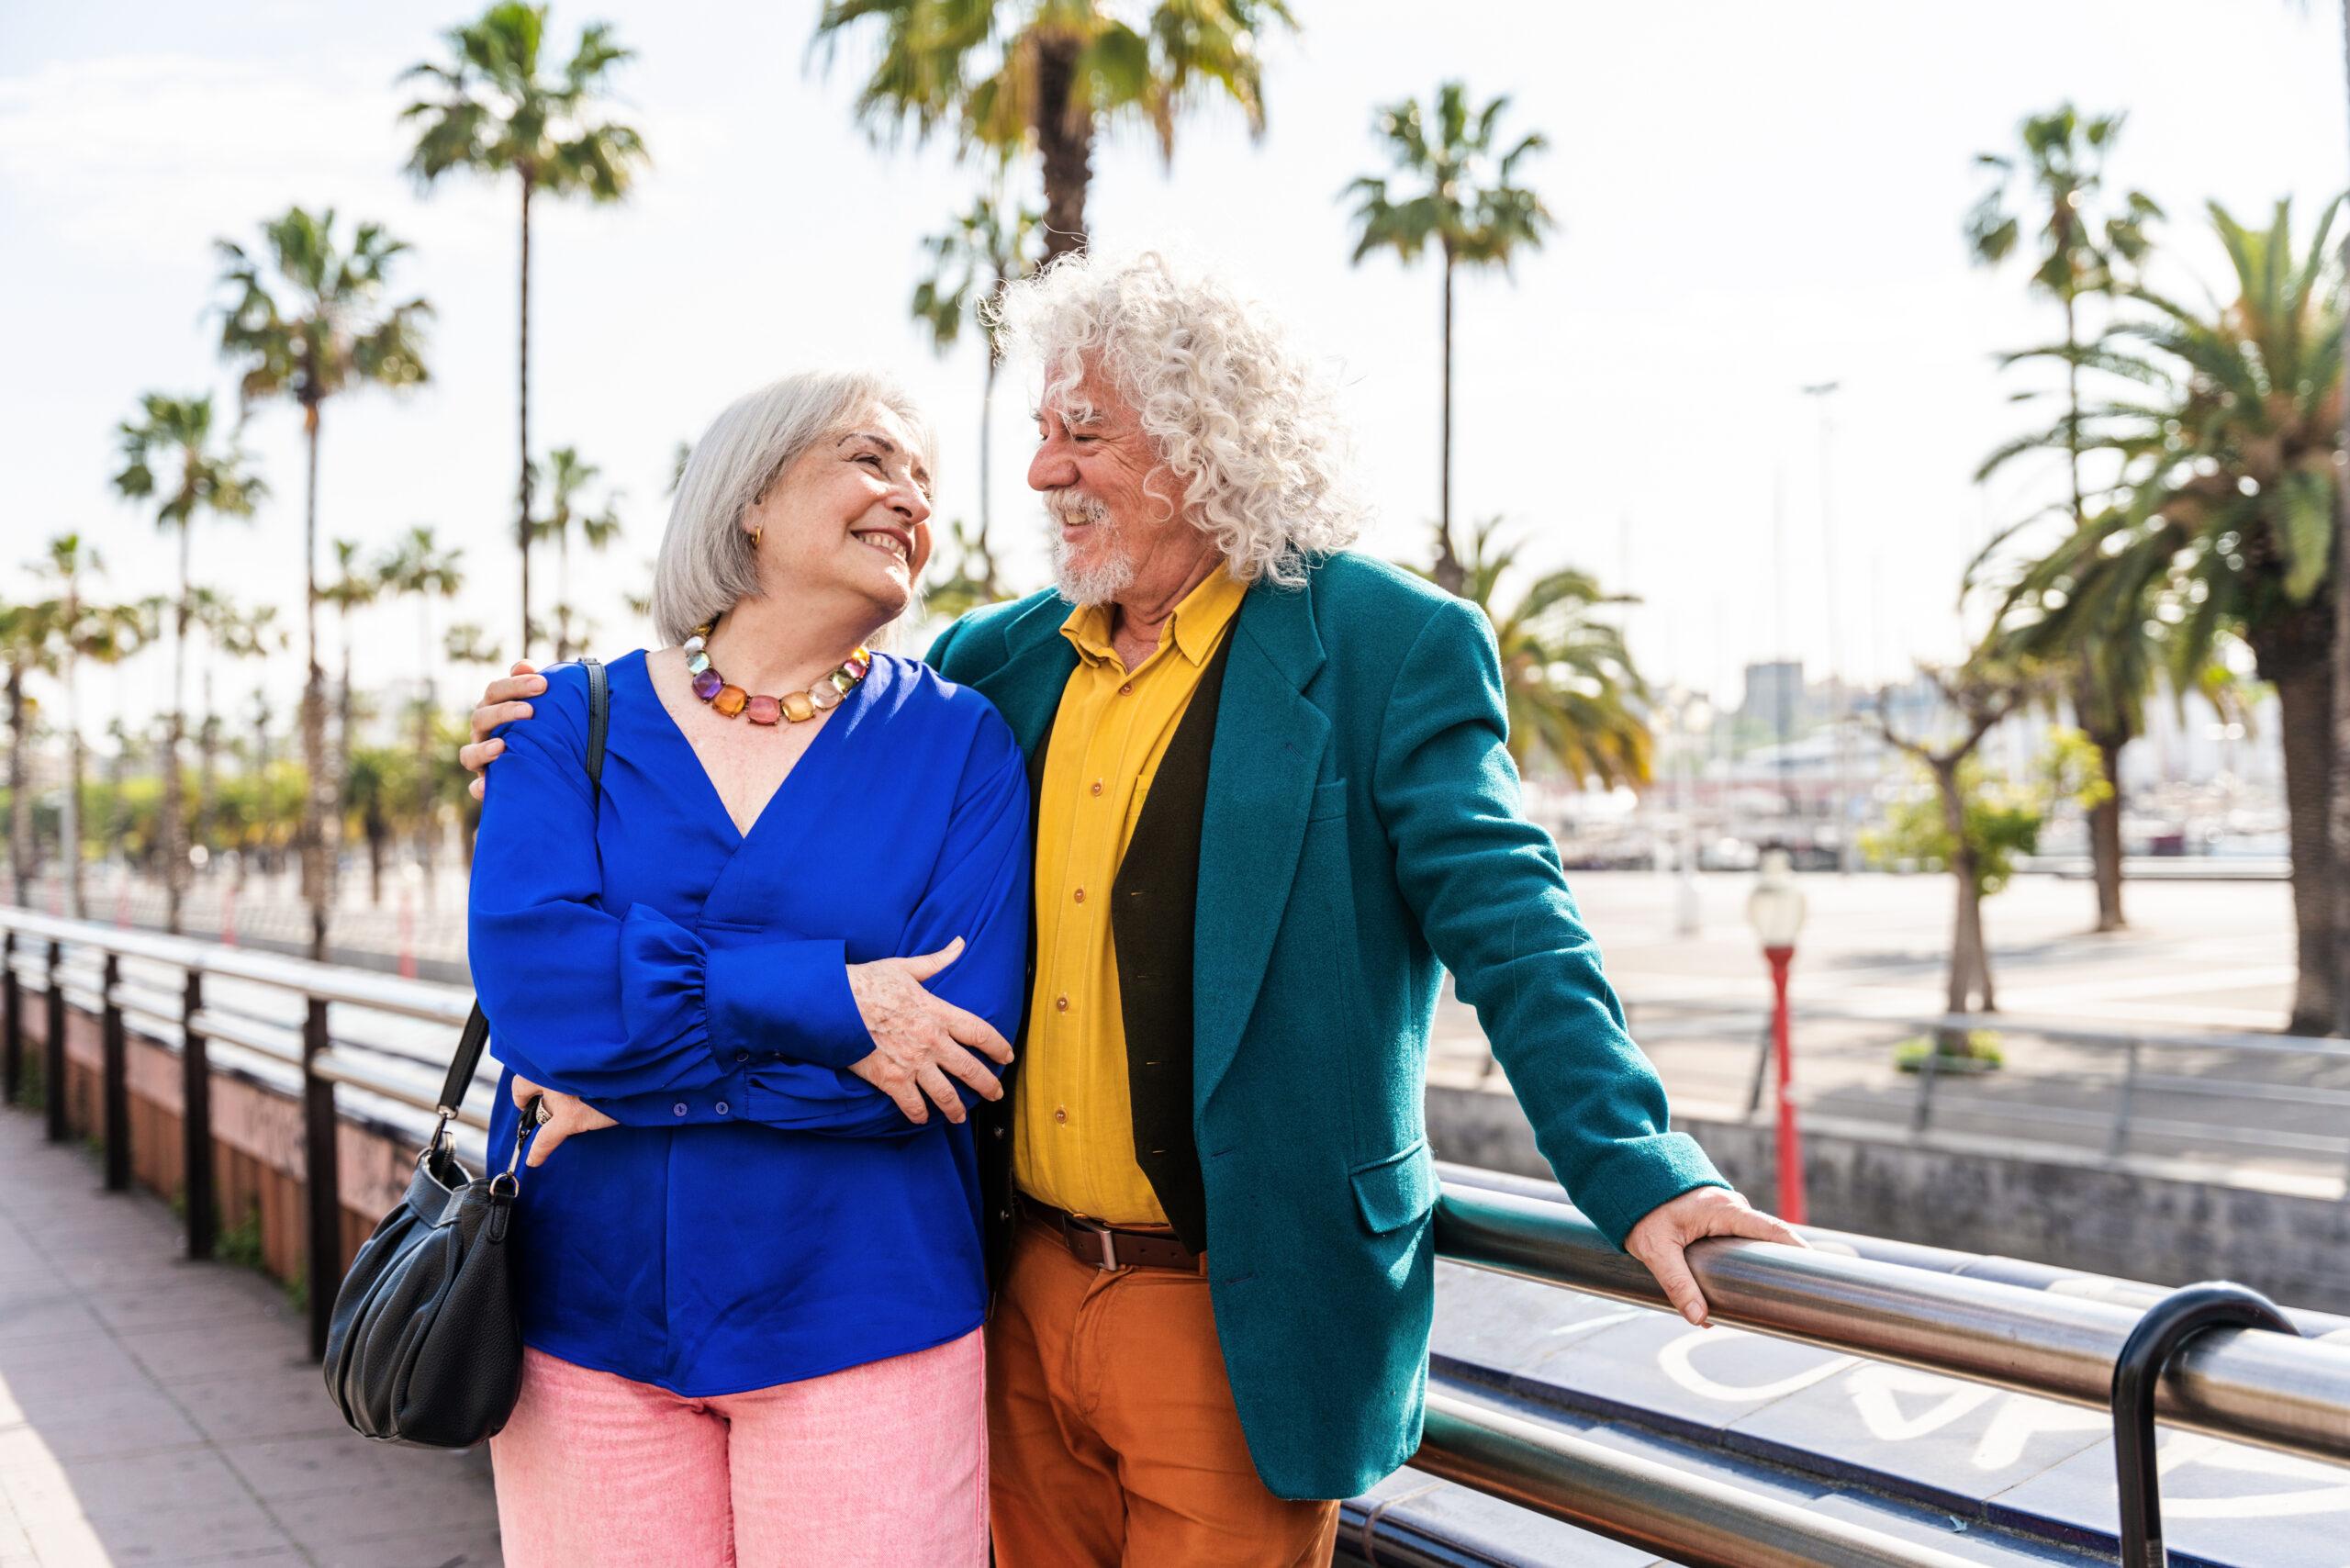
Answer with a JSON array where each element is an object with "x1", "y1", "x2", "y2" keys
[{"x1": 1013, "y1": 567, "x2": 1249, "y2": 1224}]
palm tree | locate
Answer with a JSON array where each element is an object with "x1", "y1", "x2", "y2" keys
[
  {"x1": 111, "y1": 398, "x2": 263, "y2": 933},
  {"x1": 530, "y1": 445, "x2": 622, "y2": 660},
  {"x1": 319, "y1": 540, "x2": 381, "y2": 816},
  {"x1": 215, "y1": 207, "x2": 426, "y2": 958},
  {"x1": 811, "y1": 0, "x2": 1292, "y2": 261},
  {"x1": 443, "y1": 622, "x2": 501, "y2": 668},
  {"x1": 914, "y1": 184, "x2": 1042, "y2": 580},
  {"x1": 2043, "y1": 198, "x2": 2343, "y2": 1030},
  {"x1": 30, "y1": 541, "x2": 150, "y2": 919},
  {"x1": 377, "y1": 527, "x2": 465, "y2": 888},
  {"x1": 1965, "y1": 104, "x2": 2160, "y2": 932},
  {"x1": 1435, "y1": 517, "x2": 1652, "y2": 789},
  {"x1": 401, "y1": 3, "x2": 647, "y2": 656},
  {"x1": 189, "y1": 593, "x2": 279, "y2": 864},
  {"x1": 1345, "y1": 83, "x2": 1553, "y2": 596},
  {"x1": 1, "y1": 599, "x2": 64, "y2": 902}
]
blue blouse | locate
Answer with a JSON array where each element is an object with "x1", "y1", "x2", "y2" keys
[{"x1": 468, "y1": 648, "x2": 1030, "y2": 1396}]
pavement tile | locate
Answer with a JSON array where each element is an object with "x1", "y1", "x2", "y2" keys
[
  {"x1": 120, "y1": 1318, "x2": 318, "y2": 1384},
  {"x1": 1511, "y1": 1314, "x2": 1860, "y2": 1434},
  {"x1": 175, "y1": 1367, "x2": 348, "y2": 1444},
  {"x1": 300, "y1": 1526, "x2": 503, "y2": 1567},
  {"x1": 221, "y1": 1430, "x2": 491, "y2": 1503},
  {"x1": 0, "y1": 1442, "x2": 252, "y2": 1520},
  {"x1": 0, "y1": 1404, "x2": 206, "y2": 1468},
  {"x1": 18, "y1": 1494, "x2": 294, "y2": 1565},
  {"x1": 271, "y1": 1462, "x2": 500, "y2": 1548},
  {"x1": 1991, "y1": 1428, "x2": 2350, "y2": 1568},
  {"x1": 0, "y1": 1382, "x2": 199, "y2": 1445}
]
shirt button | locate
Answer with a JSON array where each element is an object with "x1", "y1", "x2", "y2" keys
[
  {"x1": 993, "y1": 1126, "x2": 1007, "y2": 1140},
  {"x1": 1055, "y1": 995, "x2": 1069, "y2": 1012},
  {"x1": 1054, "y1": 1106, "x2": 1069, "y2": 1124},
  {"x1": 1073, "y1": 888, "x2": 1085, "y2": 903},
  {"x1": 672, "y1": 1103, "x2": 688, "y2": 1117},
  {"x1": 715, "y1": 1101, "x2": 730, "y2": 1115},
  {"x1": 734, "y1": 1050, "x2": 749, "y2": 1063},
  {"x1": 1118, "y1": 683, "x2": 1132, "y2": 696},
  {"x1": 1091, "y1": 780, "x2": 1103, "y2": 796}
]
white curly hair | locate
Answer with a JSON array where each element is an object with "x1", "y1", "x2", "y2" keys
[{"x1": 988, "y1": 249, "x2": 1366, "y2": 588}]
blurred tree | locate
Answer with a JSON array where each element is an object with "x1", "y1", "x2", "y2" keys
[
  {"x1": 378, "y1": 526, "x2": 465, "y2": 889},
  {"x1": 914, "y1": 183, "x2": 1041, "y2": 588},
  {"x1": 443, "y1": 622, "x2": 501, "y2": 669},
  {"x1": 1346, "y1": 83, "x2": 1552, "y2": 595},
  {"x1": 1868, "y1": 654, "x2": 2049, "y2": 1017},
  {"x1": 1, "y1": 599, "x2": 64, "y2": 899},
  {"x1": 319, "y1": 539, "x2": 381, "y2": 843},
  {"x1": 111, "y1": 400, "x2": 263, "y2": 933},
  {"x1": 193, "y1": 595, "x2": 283, "y2": 860},
  {"x1": 1425, "y1": 517, "x2": 1651, "y2": 789},
  {"x1": 1966, "y1": 103, "x2": 2159, "y2": 931},
  {"x1": 530, "y1": 445, "x2": 623, "y2": 659},
  {"x1": 812, "y1": 0, "x2": 1292, "y2": 262},
  {"x1": 2019, "y1": 200, "x2": 2342, "y2": 1030},
  {"x1": 341, "y1": 745, "x2": 412, "y2": 907},
  {"x1": 216, "y1": 207, "x2": 426, "y2": 958},
  {"x1": 402, "y1": 2, "x2": 646, "y2": 657}
]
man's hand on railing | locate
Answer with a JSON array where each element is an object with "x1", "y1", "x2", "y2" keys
[
  {"x1": 460, "y1": 661, "x2": 546, "y2": 801},
  {"x1": 1625, "y1": 1187, "x2": 1806, "y2": 1327}
]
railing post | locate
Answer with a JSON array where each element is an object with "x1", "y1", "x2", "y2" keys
[
  {"x1": 2108, "y1": 1038, "x2": 2140, "y2": 1160},
  {"x1": 301, "y1": 995, "x2": 338, "y2": 1361},
  {"x1": 2, "y1": 930, "x2": 19, "y2": 1105},
  {"x1": 42, "y1": 940, "x2": 64, "y2": 1144},
  {"x1": 181, "y1": 968, "x2": 213, "y2": 1260},
  {"x1": 99, "y1": 952, "x2": 128, "y2": 1192}
]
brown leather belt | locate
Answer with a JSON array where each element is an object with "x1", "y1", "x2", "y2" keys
[{"x1": 1020, "y1": 1196, "x2": 1204, "y2": 1273}]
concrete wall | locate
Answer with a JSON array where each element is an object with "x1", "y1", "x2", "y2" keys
[{"x1": 1428, "y1": 1081, "x2": 2350, "y2": 1314}]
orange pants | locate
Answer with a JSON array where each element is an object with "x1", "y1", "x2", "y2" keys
[{"x1": 986, "y1": 1218, "x2": 1340, "y2": 1567}]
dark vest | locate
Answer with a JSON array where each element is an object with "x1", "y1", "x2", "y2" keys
[{"x1": 975, "y1": 630, "x2": 1236, "y2": 1277}]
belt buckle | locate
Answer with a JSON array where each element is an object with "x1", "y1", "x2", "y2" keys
[{"x1": 1063, "y1": 1212, "x2": 1119, "y2": 1271}]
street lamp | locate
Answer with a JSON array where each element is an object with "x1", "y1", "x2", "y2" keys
[{"x1": 1745, "y1": 848, "x2": 1808, "y2": 1225}]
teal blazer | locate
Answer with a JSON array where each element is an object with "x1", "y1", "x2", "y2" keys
[{"x1": 927, "y1": 551, "x2": 1722, "y2": 1499}]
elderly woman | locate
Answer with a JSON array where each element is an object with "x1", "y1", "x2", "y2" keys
[{"x1": 466, "y1": 368, "x2": 1027, "y2": 1567}]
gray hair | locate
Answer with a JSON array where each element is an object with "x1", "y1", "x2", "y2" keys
[
  {"x1": 650, "y1": 369, "x2": 937, "y2": 645},
  {"x1": 988, "y1": 250, "x2": 1367, "y2": 587}
]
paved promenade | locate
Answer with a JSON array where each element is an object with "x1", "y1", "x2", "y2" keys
[{"x1": 0, "y1": 1108, "x2": 498, "y2": 1566}]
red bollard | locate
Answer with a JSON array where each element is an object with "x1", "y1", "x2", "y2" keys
[
  {"x1": 397, "y1": 889, "x2": 418, "y2": 980},
  {"x1": 220, "y1": 881, "x2": 238, "y2": 948}
]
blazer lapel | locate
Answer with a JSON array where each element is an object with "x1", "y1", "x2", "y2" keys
[
  {"x1": 1193, "y1": 575, "x2": 1328, "y2": 1108},
  {"x1": 966, "y1": 596, "x2": 1080, "y2": 774}
]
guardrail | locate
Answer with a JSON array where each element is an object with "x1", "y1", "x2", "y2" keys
[
  {"x1": 7, "y1": 904, "x2": 2347, "y2": 1567},
  {"x1": 0, "y1": 905, "x2": 486, "y2": 1358}
]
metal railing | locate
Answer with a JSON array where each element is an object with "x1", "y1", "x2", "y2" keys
[
  {"x1": 7, "y1": 904, "x2": 2348, "y2": 1567},
  {"x1": 0, "y1": 905, "x2": 487, "y2": 1357}
]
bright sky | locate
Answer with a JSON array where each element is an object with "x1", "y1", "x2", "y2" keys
[{"x1": 3, "y1": 1, "x2": 2344, "y2": 737}]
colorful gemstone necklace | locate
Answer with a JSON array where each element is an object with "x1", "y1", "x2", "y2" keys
[{"x1": 684, "y1": 619, "x2": 870, "y2": 725}]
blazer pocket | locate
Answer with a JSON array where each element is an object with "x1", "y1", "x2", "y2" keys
[
  {"x1": 1308, "y1": 779, "x2": 1349, "y2": 823},
  {"x1": 1350, "y1": 1137, "x2": 1437, "y2": 1235}
]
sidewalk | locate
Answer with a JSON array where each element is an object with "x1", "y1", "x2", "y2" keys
[{"x1": 0, "y1": 1108, "x2": 499, "y2": 1566}]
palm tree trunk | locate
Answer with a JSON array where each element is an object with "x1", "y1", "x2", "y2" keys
[
  {"x1": 298, "y1": 409, "x2": 330, "y2": 962},
  {"x1": 337, "y1": 610, "x2": 355, "y2": 846},
  {"x1": 2278, "y1": 659, "x2": 2340, "y2": 1034},
  {"x1": 415, "y1": 601, "x2": 435, "y2": 895},
  {"x1": 162, "y1": 522, "x2": 192, "y2": 934},
  {"x1": 61, "y1": 640, "x2": 82, "y2": 920},
  {"x1": 1035, "y1": 35, "x2": 1091, "y2": 261},
  {"x1": 1433, "y1": 251, "x2": 1463, "y2": 597},
  {"x1": 2089, "y1": 724, "x2": 2128, "y2": 933},
  {"x1": 518, "y1": 176, "x2": 536, "y2": 658},
  {"x1": 6, "y1": 666, "x2": 29, "y2": 900},
  {"x1": 2329, "y1": 0, "x2": 2350, "y2": 1033},
  {"x1": 1934, "y1": 757, "x2": 1989, "y2": 1016}
]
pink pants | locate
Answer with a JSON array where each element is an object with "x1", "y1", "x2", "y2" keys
[{"x1": 490, "y1": 1333, "x2": 988, "y2": 1567}]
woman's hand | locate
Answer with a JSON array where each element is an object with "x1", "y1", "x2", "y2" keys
[
  {"x1": 461, "y1": 662, "x2": 547, "y2": 801},
  {"x1": 844, "y1": 938, "x2": 1013, "y2": 1126},
  {"x1": 511, "y1": 1075, "x2": 618, "y2": 1168}
]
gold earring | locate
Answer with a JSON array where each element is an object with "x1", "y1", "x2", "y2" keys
[{"x1": 752, "y1": 525, "x2": 763, "y2": 547}]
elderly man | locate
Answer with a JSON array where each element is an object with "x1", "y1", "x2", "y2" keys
[{"x1": 463, "y1": 251, "x2": 1797, "y2": 1566}]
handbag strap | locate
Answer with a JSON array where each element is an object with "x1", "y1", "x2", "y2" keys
[{"x1": 436, "y1": 657, "x2": 608, "y2": 1120}]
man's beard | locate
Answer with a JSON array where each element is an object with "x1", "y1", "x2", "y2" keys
[{"x1": 1046, "y1": 495, "x2": 1134, "y2": 606}]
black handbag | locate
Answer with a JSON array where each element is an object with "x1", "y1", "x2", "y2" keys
[{"x1": 322, "y1": 657, "x2": 608, "y2": 1448}]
